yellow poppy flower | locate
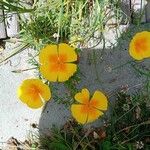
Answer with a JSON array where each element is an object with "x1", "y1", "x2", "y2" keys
[
  {"x1": 39, "y1": 43, "x2": 77, "y2": 82},
  {"x1": 71, "y1": 88, "x2": 108, "y2": 124},
  {"x1": 17, "y1": 79, "x2": 51, "y2": 109},
  {"x1": 129, "y1": 31, "x2": 150, "y2": 60}
]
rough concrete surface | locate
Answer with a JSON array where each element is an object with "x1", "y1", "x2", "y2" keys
[
  {"x1": 0, "y1": 24, "x2": 150, "y2": 145},
  {"x1": 39, "y1": 24, "x2": 150, "y2": 133}
]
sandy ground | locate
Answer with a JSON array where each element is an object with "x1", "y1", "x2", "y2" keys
[{"x1": 0, "y1": 24, "x2": 150, "y2": 146}]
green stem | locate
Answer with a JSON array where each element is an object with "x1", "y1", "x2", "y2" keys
[
  {"x1": 0, "y1": 1, "x2": 34, "y2": 13},
  {"x1": 132, "y1": 64, "x2": 150, "y2": 77},
  {"x1": 114, "y1": 120, "x2": 150, "y2": 136},
  {"x1": 114, "y1": 105, "x2": 136, "y2": 124},
  {"x1": 112, "y1": 60, "x2": 135, "y2": 70},
  {"x1": 57, "y1": 0, "x2": 64, "y2": 43},
  {"x1": 0, "y1": 43, "x2": 29, "y2": 64},
  {"x1": 11, "y1": 67, "x2": 38, "y2": 73}
]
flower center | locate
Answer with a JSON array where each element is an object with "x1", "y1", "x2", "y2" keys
[
  {"x1": 57, "y1": 57, "x2": 63, "y2": 65},
  {"x1": 28, "y1": 85, "x2": 41, "y2": 98},
  {"x1": 50, "y1": 54, "x2": 67, "y2": 72},
  {"x1": 81, "y1": 102, "x2": 93, "y2": 113},
  {"x1": 135, "y1": 37, "x2": 148, "y2": 53}
]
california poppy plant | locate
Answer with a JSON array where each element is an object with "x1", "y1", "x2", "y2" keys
[
  {"x1": 71, "y1": 88, "x2": 108, "y2": 124},
  {"x1": 17, "y1": 79, "x2": 51, "y2": 109},
  {"x1": 39, "y1": 43, "x2": 77, "y2": 82},
  {"x1": 129, "y1": 31, "x2": 150, "y2": 60}
]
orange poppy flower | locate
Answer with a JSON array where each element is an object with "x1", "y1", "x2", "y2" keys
[
  {"x1": 17, "y1": 79, "x2": 51, "y2": 109},
  {"x1": 71, "y1": 88, "x2": 108, "y2": 124},
  {"x1": 39, "y1": 43, "x2": 77, "y2": 82},
  {"x1": 129, "y1": 31, "x2": 150, "y2": 60}
]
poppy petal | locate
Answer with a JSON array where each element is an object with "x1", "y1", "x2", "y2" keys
[
  {"x1": 87, "y1": 108, "x2": 103, "y2": 123},
  {"x1": 17, "y1": 79, "x2": 51, "y2": 109},
  {"x1": 74, "y1": 88, "x2": 90, "y2": 104},
  {"x1": 58, "y1": 63, "x2": 77, "y2": 82},
  {"x1": 40, "y1": 84, "x2": 51, "y2": 101},
  {"x1": 17, "y1": 79, "x2": 40, "y2": 103},
  {"x1": 90, "y1": 91, "x2": 108, "y2": 111},
  {"x1": 17, "y1": 87, "x2": 31, "y2": 104},
  {"x1": 26, "y1": 96, "x2": 43, "y2": 109},
  {"x1": 40, "y1": 64, "x2": 58, "y2": 82},
  {"x1": 59, "y1": 43, "x2": 77, "y2": 62},
  {"x1": 129, "y1": 31, "x2": 150, "y2": 60},
  {"x1": 39, "y1": 44, "x2": 58, "y2": 64},
  {"x1": 129, "y1": 43, "x2": 143, "y2": 60},
  {"x1": 71, "y1": 104, "x2": 88, "y2": 124}
]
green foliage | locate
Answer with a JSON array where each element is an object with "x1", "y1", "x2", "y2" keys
[
  {"x1": 0, "y1": 0, "x2": 34, "y2": 14},
  {"x1": 18, "y1": 0, "x2": 127, "y2": 49},
  {"x1": 39, "y1": 124, "x2": 78, "y2": 150},
  {"x1": 40, "y1": 128, "x2": 72, "y2": 150},
  {"x1": 106, "y1": 91, "x2": 150, "y2": 149},
  {"x1": 100, "y1": 140, "x2": 112, "y2": 150}
]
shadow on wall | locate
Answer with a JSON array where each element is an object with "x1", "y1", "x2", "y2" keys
[{"x1": 38, "y1": 23, "x2": 150, "y2": 136}]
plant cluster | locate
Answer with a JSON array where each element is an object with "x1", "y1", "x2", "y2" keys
[
  {"x1": 1, "y1": 0, "x2": 127, "y2": 48},
  {"x1": 7, "y1": 90, "x2": 149, "y2": 150},
  {"x1": 0, "y1": 0, "x2": 150, "y2": 149}
]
